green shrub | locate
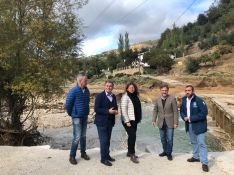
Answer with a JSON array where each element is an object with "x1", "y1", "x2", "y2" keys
[
  {"x1": 143, "y1": 67, "x2": 156, "y2": 74},
  {"x1": 198, "y1": 55, "x2": 210, "y2": 65},
  {"x1": 198, "y1": 35, "x2": 219, "y2": 50},
  {"x1": 226, "y1": 32, "x2": 234, "y2": 45},
  {"x1": 114, "y1": 73, "x2": 128, "y2": 77},
  {"x1": 186, "y1": 58, "x2": 200, "y2": 73},
  {"x1": 210, "y1": 51, "x2": 221, "y2": 65},
  {"x1": 108, "y1": 75, "x2": 113, "y2": 79},
  {"x1": 133, "y1": 72, "x2": 141, "y2": 75}
]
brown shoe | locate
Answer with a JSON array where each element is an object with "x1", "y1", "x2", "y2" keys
[
  {"x1": 127, "y1": 153, "x2": 138, "y2": 158},
  {"x1": 130, "y1": 155, "x2": 139, "y2": 163},
  {"x1": 69, "y1": 157, "x2": 77, "y2": 165},
  {"x1": 202, "y1": 164, "x2": 209, "y2": 172},
  {"x1": 187, "y1": 157, "x2": 200, "y2": 162}
]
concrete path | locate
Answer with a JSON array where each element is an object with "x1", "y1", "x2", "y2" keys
[{"x1": 0, "y1": 146, "x2": 234, "y2": 175}]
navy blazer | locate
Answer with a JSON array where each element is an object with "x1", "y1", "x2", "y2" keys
[
  {"x1": 180, "y1": 94, "x2": 208, "y2": 135},
  {"x1": 94, "y1": 91, "x2": 118, "y2": 127}
]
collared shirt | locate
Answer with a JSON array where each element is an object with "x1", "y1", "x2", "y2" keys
[
  {"x1": 105, "y1": 91, "x2": 113, "y2": 102},
  {"x1": 161, "y1": 95, "x2": 168, "y2": 109},
  {"x1": 78, "y1": 84, "x2": 86, "y2": 93},
  {"x1": 186, "y1": 96, "x2": 194, "y2": 122}
]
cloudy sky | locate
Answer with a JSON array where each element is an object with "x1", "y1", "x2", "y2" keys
[{"x1": 78, "y1": 0, "x2": 214, "y2": 56}]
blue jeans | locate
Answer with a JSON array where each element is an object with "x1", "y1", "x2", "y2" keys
[
  {"x1": 189, "y1": 124, "x2": 208, "y2": 165},
  {"x1": 159, "y1": 122, "x2": 174, "y2": 155},
  {"x1": 96, "y1": 125, "x2": 113, "y2": 161},
  {"x1": 70, "y1": 117, "x2": 87, "y2": 158}
]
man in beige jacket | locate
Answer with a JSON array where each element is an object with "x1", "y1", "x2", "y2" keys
[{"x1": 152, "y1": 84, "x2": 179, "y2": 160}]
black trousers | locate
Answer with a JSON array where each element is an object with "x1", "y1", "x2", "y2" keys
[{"x1": 122, "y1": 121, "x2": 138, "y2": 154}]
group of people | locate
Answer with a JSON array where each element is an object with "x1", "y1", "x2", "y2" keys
[{"x1": 65, "y1": 74, "x2": 209, "y2": 172}]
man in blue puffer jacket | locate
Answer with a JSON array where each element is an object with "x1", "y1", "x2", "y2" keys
[
  {"x1": 180, "y1": 85, "x2": 209, "y2": 172},
  {"x1": 65, "y1": 74, "x2": 90, "y2": 165}
]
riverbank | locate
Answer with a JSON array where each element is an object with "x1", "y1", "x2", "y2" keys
[
  {"x1": 0, "y1": 146, "x2": 233, "y2": 175},
  {"x1": 32, "y1": 85, "x2": 234, "y2": 151},
  {"x1": 39, "y1": 103, "x2": 223, "y2": 152}
]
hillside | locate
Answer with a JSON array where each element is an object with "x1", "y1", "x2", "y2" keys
[
  {"x1": 168, "y1": 43, "x2": 234, "y2": 88},
  {"x1": 130, "y1": 40, "x2": 158, "y2": 51},
  {"x1": 101, "y1": 39, "x2": 157, "y2": 55}
]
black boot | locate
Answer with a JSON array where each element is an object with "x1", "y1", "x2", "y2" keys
[
  {"x1": 159, "y1": 152, "x2": 167, "y2": 157},
  {"x1": 81, "y1": 152, "x2": 90, "y2": 160},
  {"x1": 69, "y1": 157, "x2": 77, "y2": 165}
]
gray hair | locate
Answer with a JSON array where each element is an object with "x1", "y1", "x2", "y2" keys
[{"x1": 77, "y1": 73, "x2": 87, "y2": 82}]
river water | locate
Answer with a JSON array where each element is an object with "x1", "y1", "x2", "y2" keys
[{"x1": 40, "y1": 103, "x2": 223, "y2": 153}]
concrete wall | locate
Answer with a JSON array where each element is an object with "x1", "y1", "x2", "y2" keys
[
  {"x1": 112, "y1": 66, "x2": 144, "y2": 76},
  {"x1": 205, "y1": 97, "x2": 234, "y2": 142}
]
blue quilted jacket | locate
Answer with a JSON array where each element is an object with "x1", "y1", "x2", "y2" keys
[{"x1": 65, "y1": 85, "x2": 90, "y2": 118}]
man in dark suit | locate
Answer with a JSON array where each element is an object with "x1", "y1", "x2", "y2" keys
[{"x1": 94, "y1": 80, "x2": 118, "y2": 166}]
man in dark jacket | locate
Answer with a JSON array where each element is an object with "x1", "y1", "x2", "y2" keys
[
  {"x1": 94, "y1": 80, "x2": 118, "y2": 166},
  {"x1": 180, "y1": 85, "x2": 209, "y2": 172},
  {"x1": 65, "y1": 74, "x2": 90, "y2": 165}
]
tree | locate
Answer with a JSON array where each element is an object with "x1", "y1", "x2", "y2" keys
[
  {"x1": 124, "y1": 48, "x2": 138, "y2": 66},
  {"x1": 207, "y1": 5, "x2": 222, "y2": 23},
  {"x1": 0, "y1": 0, "x2": 87, "y2": 145},
  {"x1": 143, "y1": 48, "x2": 175, "y2": 73},
  {"x1": 197, "y1": 14, "x2": 208, "y2": 25},
  {"x1": 86, "y1": 57, "x2": 107, "y2": 78},
  {"x1": 118, "y1": 34, "x2": 124, "y2": 59},
  {"x1": 124, "y1": 32, "x2": 130, "y2": 52},
  {"x1": 220, "y1": 0, "x2": 230, "y2": 5},
  {"x1": 106, "y1": 51, "x2": 121, "y2": 70},
  {"x1": 157, "y1": 28, "x2": 171, "y2": 48},
  {"x1": 116, "y1": 32, "x2": 137, "y2": 67}
]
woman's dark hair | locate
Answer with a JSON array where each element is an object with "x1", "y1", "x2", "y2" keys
[{"x1": 125, "y1": 82, "x2": 139, "y2": 95}]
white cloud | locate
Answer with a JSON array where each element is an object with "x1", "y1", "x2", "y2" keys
[
  {"x1": 78, "y1": 0, "x2": 214, "y2": 55},
  {"x1": 82, "y1": 35, "x2": 115, "y2": 56}
]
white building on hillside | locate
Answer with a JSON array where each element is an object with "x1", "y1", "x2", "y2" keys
[{"x1": 132, "y1": 52, "x2": 150, "y2": 67}]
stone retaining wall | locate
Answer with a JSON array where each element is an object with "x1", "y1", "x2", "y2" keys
[
  {"x1": 205, "y1": 97, "x2": 234, "y2": 141},
  {"x1": 112, "y1": 67, "x2": 144, "y2": 76}
]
